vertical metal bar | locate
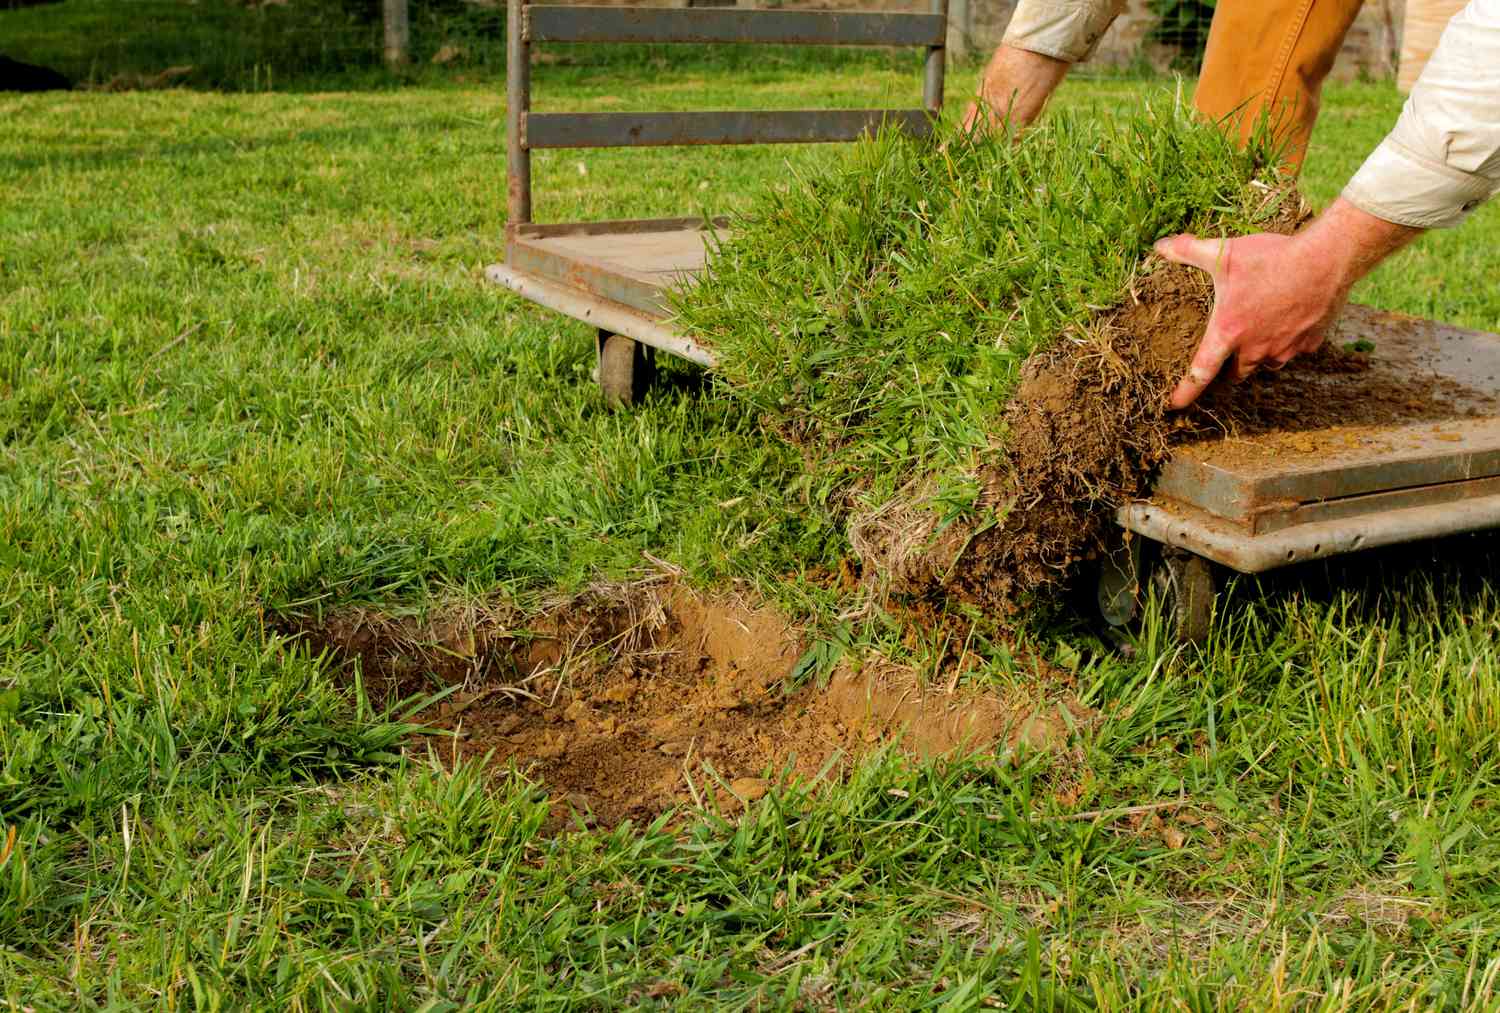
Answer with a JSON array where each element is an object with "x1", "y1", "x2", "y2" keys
[
  {"x1": 383, "y1": 0, "x2": 410, "y2": 67},
  {"x1": 507, "y1": 0, "x2": 532, "y2": 233},
  {"x1": 924, "y1": 0, "x2": 948, "y2": 116}
]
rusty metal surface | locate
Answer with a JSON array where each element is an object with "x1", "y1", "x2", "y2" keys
[
  {"x1": 1249, "y1": 473, "x2": 1500, "y2": 534},
  {"x1": 524, "y1": 5, "x2": 946, "y2": 46},
  {"x1": 506, "y1": 0, "x2": 531, "y2": 229},
  {"x1": 486, "y1": 263, "x2": 718, "y2": 368},
  {"x1": 523, "y1": 109, "x2": 932, "y2": 149},
  {"x1": 514, "y1": 216, "x2": 727, "y2": 240},
  {"x1": 506, "y1": 221, "x2": 713, "y2": 314},
  {"x1": 923, "y1": 0, "x2": 947, "y2": 114},
  {"x1": 1118, "y1": 491, "x2": 1500, "y2": 574},
  {"x1": 1155, "y1": 304, "x2": 1500, "y2": 528}
]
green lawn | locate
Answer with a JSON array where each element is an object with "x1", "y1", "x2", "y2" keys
[{"x1": 6, "y1": 34, "x2": 1500, "y2": 1009}]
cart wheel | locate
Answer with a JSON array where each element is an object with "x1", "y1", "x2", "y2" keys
[
  {"x1": 1149, "y1": 549, "x2": 1216, "y2": 646},
  {"x1": 596, "y1": 330, "x2": 655, "y2": 409},
  {"x1": 1079, "y1": 533, "x2": 1217, "y2": 647},
  {"x1": 1094, "y1": 529, "x2": 1145, "y2": 629}
]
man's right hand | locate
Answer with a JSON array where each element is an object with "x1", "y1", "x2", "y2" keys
[{"x1": 1155, "y1": 198, "x2": 1423, "y2": 409}]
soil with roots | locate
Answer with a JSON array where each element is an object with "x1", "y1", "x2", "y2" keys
[
  {"x1": 851, "y1": 193, "x2": 1494, "y2": 615},
  {"x1": 849, "y1": 250, "x2": 1241, "y2": 612},
  {"x1": 289, "y1": 581, "x2": 1089, "y2": 828}
]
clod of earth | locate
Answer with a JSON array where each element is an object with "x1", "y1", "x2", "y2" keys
[
  {"x1": 672, "y1": 103, "x2": 1343, "y2": 617},
  {"x1": 289, "y1": 583, "x2": 1088, "y2": 828}
]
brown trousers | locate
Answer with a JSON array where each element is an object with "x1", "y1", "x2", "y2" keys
[{"x1": 1195, "y1": 0, "x2": 1366, "y2": 170}]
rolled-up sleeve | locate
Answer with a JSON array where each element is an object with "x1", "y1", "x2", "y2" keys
[
  {"x1": 1343, "y1": 0, "x2": 1500, "y2": 228},
  {"x1": 1002, "y1": 0, "x2": 1129, "y2": 63}
]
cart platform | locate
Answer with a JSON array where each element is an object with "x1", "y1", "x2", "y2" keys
[{"x1": 487, "y1": 218, "x2": 1500, "y2": 576}]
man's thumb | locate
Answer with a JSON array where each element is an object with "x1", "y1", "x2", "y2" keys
[{"x1": 1153, "y1": 233, "x2": 1224, "y2": 275}]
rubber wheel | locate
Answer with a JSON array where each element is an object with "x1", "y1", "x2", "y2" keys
[
  {"x1": 1150, "y1": 550, "x2": 1216, "y2": 646},
  {"x1": 596, "y1": 331, "x2": 654, "y2": 409},
  {"x1": 1094, "y1": 531, "x2": 1145, "y2": 629}
]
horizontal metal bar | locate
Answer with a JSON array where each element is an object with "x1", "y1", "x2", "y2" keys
[
  {"x1": 1250, "y1": 473, "x2": 1500, "y2": 535},
  {"x1": 486, "y1": 263, "x2": 718, "y2": 368},
  {"x1": 1117, "y1": 491, "x2": 1500, "y2": 574},
  {"x1": 512, "y1": 216, "x2": 728, "y2": 240},
  {"x1": 508, "y1": 235, "x2": 674, "y2": 315},
  {"x1": 525, "y1": 6, "x2": 946, "y2": 46},
  {"x1": 524, "y1": 109, "x2": 931, "y2": 149}
]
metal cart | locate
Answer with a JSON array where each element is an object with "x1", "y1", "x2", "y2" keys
[{"x1": 489, "y1": 2, "x2": 1500, "y2": 642}]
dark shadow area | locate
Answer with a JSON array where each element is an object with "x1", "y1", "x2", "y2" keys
[
  {"x1": 1222, "y1": 527, "x2": 1500, "y2": 628},
  {"x1": 1066, "y1": 526, "x2": 1500, "y2": 659},
  {"x1": 648, "y1": 356, "x2": 713, "y2": 401},
  {"x1": 0, "y1": 53, "x2": 70, "y2": 92}
]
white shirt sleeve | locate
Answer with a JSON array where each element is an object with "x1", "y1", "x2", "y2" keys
[
  {"x1": 1343, "y1": 0, "x2": 1500, "y2": 228},
  {"x1": 1002, "y1": 0, "x2": 1129, "y2": 63}
]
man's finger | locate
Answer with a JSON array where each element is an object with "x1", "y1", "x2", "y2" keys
[
  {"x1": 1153, "y1": 233, "x2": 1228, "y2": 277},
  {"x1": 1230, "y1": 351, "x2": 1260, "y2": 383},
  {"x1": 1169, "y1": 323, "x2": 1236, "y2": 410}
]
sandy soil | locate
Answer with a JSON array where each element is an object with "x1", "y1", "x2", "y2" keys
[{"x1": 291, "y1": 582, "x2": 1088, "y2": 828}]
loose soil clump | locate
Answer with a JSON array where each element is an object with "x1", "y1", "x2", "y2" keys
[
  {"x1": 289, "y1": 582, "x2": 1085, "y2": 828},
  {"x1": 945, "y1": 257, "x2": 1224, "y2": 610}
]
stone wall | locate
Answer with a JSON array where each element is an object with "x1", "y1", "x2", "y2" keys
[
  {"x1": 536, "y1": 0, "x2": 1405, "y2": 79},
  {"x1": 954, "y1": 0, "x2": 1401, "y2": 78}
]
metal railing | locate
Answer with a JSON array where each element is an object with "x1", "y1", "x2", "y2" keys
[{"x1": 506, "y1": 0, "x2": 949, "y2": 230}]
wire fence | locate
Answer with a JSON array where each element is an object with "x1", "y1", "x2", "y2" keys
[
  {"x1": 2, "y1": 0, "x2": 1402, "y2": 93},
  {"x1": 2, "y1": 0, "x2": 509, "y2": 90}
]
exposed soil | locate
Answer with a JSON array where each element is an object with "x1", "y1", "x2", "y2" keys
[
  {"x1": 946, "y1": 257, "x2": 1222, "y2": 609},
  {"x1": 290, "y1": 582, "x2": 1086, "y2": 828},
  {"x1": 1172, "y1": 306, "x2": 1498, "y2": 467}
]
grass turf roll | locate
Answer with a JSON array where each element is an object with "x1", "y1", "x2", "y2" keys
[{"x1": 671, "y1": 96, "x2": 1301, "y2": 613}]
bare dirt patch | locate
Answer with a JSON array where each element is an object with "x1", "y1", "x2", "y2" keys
[{"x1": 287, "y1": 581, "x2": 1085, "y2": 828}]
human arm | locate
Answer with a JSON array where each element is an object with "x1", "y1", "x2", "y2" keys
[
  {"x1": 961, "y1": 46, "x2": 1071, "y2": 134},
  {"x1": 1159, "y1": 0, "x2": 1500, "y2": 408},
  {"x1": 961, "y1": 0, "x2": 1127, "y2": 133}
]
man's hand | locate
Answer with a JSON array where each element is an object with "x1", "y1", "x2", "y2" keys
[
  {"x1": 1155, "y1": 198, "x2": 1424, "y2": 409},
  {"x1": 1152, "y1": 230, "x2": 1344, "y2": 408}
]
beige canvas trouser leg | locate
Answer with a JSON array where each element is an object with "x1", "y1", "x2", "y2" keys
[{"x1": 1194, "y1": 0, "x2": 1367, "y2": 171}]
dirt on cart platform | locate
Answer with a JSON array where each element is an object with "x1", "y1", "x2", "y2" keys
[{"x1": 290, "y1": 582, "x2": 1085, "y2": 828}]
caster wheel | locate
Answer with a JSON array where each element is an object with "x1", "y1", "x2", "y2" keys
[
  {"x1": 1150, "y1": 549, "x2": 1216, "y2": 646},
  {"x1": 596, "y1": 329, "x2": 655, "y2": 409},
  {"x1": 1080, "y1": 533, "x2": 1218, "y2": 647},
  {"x1": 1095, "y1": 530, "x2": 1145, "y2": 629}
]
